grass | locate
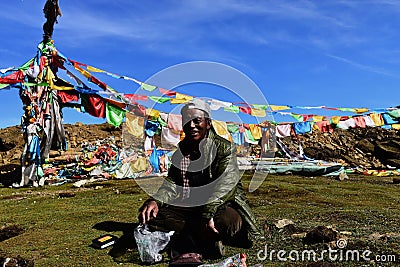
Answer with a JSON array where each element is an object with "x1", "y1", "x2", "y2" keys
[{"x1": 1, "y1": 172, "x2": 400, "y2": 266}]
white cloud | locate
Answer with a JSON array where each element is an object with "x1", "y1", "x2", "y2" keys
[{"x1": 326, "y1": 54, "x2": 399, "y2": 78}]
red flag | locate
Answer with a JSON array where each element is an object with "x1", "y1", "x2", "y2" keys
[
  {"x1": 125, "y1": 94, "x2": 149, "y2": 102},
  {"x1": 159, "y1": 88, "x2": 176, "y2": 97},
  {"x1": 81, "y1": 94, "x2": 106, "y2": 118},
  {"x1": 90, "y1": 76, "x2": 107, "y2": 90},
  {"x1": 239, "y1": 106, "x2": 252, "y2": 115},
  {"x1": 105, "y1": 98, "x2": 126, "y2": 109},
  {"x1": 57, "y1": 90, "x2": 79, "y2": 104},
  {"x1": 302, "y1": 115, "x2": 313, "y2": 122},
  {"x1": 0, "y1": 70, "x2": 24, "y2": 84}
]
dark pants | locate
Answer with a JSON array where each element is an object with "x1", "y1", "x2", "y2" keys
[{"x1": 146, "y1": 204, "x2": 248, "y2": 255}]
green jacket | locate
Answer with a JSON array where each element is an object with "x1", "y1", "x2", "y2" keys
[{"x1": 151, "y1": 127, "x2": 261, "y2": 238}]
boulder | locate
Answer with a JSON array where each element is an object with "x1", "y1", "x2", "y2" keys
[
  {"x1": 303, "y1": 226, "x2": 338, "y2": 245},
  {"x1": 356, "y1": 139, "x2": 375, "y2": 154}
]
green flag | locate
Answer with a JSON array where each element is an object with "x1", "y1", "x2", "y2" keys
[
  {"x1": 141, "y1": 83, "x2": 157, "y2": 92},
  {"x1": 224, "y1": 105, "x2": 240, "y2": 113},
  {"x1": 227, "y1": 123, "x2": 240, "y2": 133},
  {"x1": 245, "y1": 129, "x2": 258, "y2": 144},
  {"x1": 290, "y1": 113, "x2": 303, "y2": 122},
  {"x1": 149, "y1": 96, "x2": 170, "y2": 103},
  {"x1": 252, "y1": 104, "x2": 269, "y2": 110},
  {"x1": 157, "y1": 115, "x2": 168, "y2": 127},
  {"x1": 388, "y1": 109, "x2": 400, "y2": 118},
  {"x1": 106, "y1": 102, "x2": 126, "y2": 127},
  {"x1": 19, "y1": 58, "x2": 35, "y2": 71}
]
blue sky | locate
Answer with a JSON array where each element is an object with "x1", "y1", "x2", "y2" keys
[{"x1": 1, "y1": 0, "x2": 400, "y2": 128}]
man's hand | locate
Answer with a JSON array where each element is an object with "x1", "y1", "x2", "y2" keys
[
  {"x1": 139, "y1": 200, "x2": 158, "y2": 224},
  {"x1": 207, "y1": 218, "x2": 219, "y2": 234}
]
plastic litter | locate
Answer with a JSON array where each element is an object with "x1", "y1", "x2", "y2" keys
[
  {"x1": 199, "y1": 253, "x2": 247, "y2": 267},
  {"x1": 134, "y1": 224, "x2": 174, "y2": 264}
]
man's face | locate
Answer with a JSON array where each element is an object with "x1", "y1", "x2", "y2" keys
[{"x1": 182, "y1": 109, "x2": 211, "y2": 141}]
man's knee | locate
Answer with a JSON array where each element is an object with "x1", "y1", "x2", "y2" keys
[{"x1": 214, "y1": 206, "x2": 242, "y2": 237}]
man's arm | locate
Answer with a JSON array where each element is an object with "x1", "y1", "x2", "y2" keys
[{"x1": 138, "y1": 165, "x2": 180, "y2": 224}]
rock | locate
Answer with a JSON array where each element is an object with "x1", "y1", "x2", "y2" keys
[
  {"x1": 58, "y1": 191, "x2": 76, "y2": 198},
  {"x1": 393, "y1": 177, "x2": 400, "y2": 184},
  {"x1": 385, "y1": 159, "x2": 400, "y2": 168},
  {"x1": 336, "y1": 172, "x2": 349, "y2": 181},
  {"x1": 0, "y1": 256, "x2": 34, "y2": 267},
  {"x1": 339, "y1": 231, "x2": 352, "y2": 236},
  {"x1": 303, "y1": 226, "x2": 338, "y2": 245},
  {"x1": 368, "y1": 232, "x2": 400, "y2": 241},
  {"x1": 0, "y1": 225, "x2": 25, "y2": 242},
  {"x1": 357, "y1": 139, "x2": 375, "y2": 154},
  {"x1": 375, "y1": 140, "x2": 400, "y2": 160},
  {"x1": 274, "y1": 219, "x2": 294, "y2": 229},
  {"x1": 291, "y1": 232, "x2": 307, "y2": 238}
]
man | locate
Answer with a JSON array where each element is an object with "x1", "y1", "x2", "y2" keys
[{"x1": 139, "y1": 99, "x2": 260, "y2": 259}]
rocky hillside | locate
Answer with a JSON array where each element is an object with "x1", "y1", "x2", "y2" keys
[
  {"x1": 280, "y1": 127, "x2": 400, "y2": 169},
  {"x1": 1, "y1": 123, "x2": 400, "y2": 170},
  {"x1": 0, "y1": 123, "x2": 122, "y2": 166}
]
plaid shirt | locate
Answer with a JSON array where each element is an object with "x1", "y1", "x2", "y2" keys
[{"x1": 180, "y1": 155, "x2": 191, "y2": 199}]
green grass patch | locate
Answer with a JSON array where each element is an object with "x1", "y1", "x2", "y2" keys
[{"x1": 1, "y1": 173, "x2": 400, "y2": 266}]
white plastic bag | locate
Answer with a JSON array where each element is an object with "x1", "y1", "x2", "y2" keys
[
  {"x1": 200, "y1": 253, "x2": 247, "y2": 267},
  {"x1": 134, "y1": 224, "x2": 174, "y2": 264}
]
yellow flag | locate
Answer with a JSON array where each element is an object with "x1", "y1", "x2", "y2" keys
[
  {"x1": 130, "y1": 157, "x2": 148, "y2": 172},
  {"x1": 370, "y1": 113, "x2": 384, "y2": 126},
  {"x1": 87, "y1": 66, "x2": 106, "y2": 73},
  {"x1": 392, "y1": 124, "x2": 400, "y2": 130},
  {"x1": 251, "y1": 108, "x2": 266, "y2": 117},
  {"x1": 212, "y1": 120, "x2": 232, "y2": 141},
  {"x1": 75, "y1": 66, "x2": 91, "y2": 78},
  {"x1": 126, "y1": 112, "x2": 145, "y2": 138},
  {"x1": 170, "y1": 98, "x2": 190, "y2": 104},
  {"x1": 45, "y1": 67, "x2": 55, "y2": 88},
  {"x1": 171, "y1": 93, "x2": 193, "y2": 104},
  {"x1": 146, "y1": 108, "x2": 160, "y2": 119},
  {"x1": 176, "y1": 93, "x2": 193, "y2": 100},
  {"x1": 269, "y1": 105, "x2": 289, "y2": 111},
  {"x1": 249, "y1": 124, "x2": 262, "y2": 140},
  {"x1": 331, "y1": 116, "x2": 341, "y2": 125},
  {"x1": 312, "y1": 116, "x2": 324, "y2": 122},
  {"x1": 354, "y1": 108, "x2": 369, "y2": 114},
  {"x1": 312, "y1": 123, "x2": 320, "y2": 131}
]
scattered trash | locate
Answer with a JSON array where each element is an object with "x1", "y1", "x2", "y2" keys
[
  {"x1": 199, "y1": 253, "x2": 247, "y2": 267},
  {"x1": 0, "y1": 256, "x2": 34, "y2": 267},
  {"x1": 91, "y1": 234, "x2": 118, "y2": 249},
  {"x1": 274, "y1": 219, "x2": 294, "y2": 229},
  {"x1": 134, "y1": 224, "x2": 174, "y2": 264}
]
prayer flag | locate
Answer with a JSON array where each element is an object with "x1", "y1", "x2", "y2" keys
[
  {"x1": 87, "y1": 66, "x2": 106, "y2": 73},
  {"x1": 251, "y1": 109, "x2": 266, "y2": 117},
  {"x1": 106, "y1": 103, "x2": 126, "y2": 127},
  {"x1": 224, "y1": 105, "x2": 239, "y2": 113},
  {"x1": 149, "y1": 96, "x2": 171, "y2": 103},
  {"x1": 141, "y1": 83, "x2": 157, "y2": 92}
]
